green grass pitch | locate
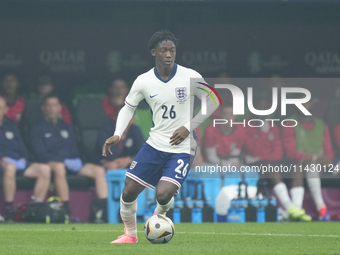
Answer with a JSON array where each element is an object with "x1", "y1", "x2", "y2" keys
[{"x1": 0, "y1": 223, "x2": 339, "y2": 255}]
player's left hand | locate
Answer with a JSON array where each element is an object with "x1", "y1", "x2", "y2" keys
[
  {"x1": 102, "y1": 135, "x2": 120, "y2": 157},
  {"x1": 170, "y1": 126, "x2": 190, "y2": 146}
]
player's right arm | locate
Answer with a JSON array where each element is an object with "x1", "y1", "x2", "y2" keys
[{"x1": 102, "y1": 77, "x2": 144, "y2": 157}]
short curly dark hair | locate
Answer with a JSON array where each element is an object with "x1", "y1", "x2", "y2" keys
[{"x1": 148, "y1": 30, "x2": 179, "y2": 51}]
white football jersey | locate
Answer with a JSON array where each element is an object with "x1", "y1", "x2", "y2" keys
[{"x1": 125, "y1": 63, "x2": 210, "y2": 155}]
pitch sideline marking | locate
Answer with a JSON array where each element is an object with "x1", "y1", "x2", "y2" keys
[{"x1": 0, "y1": 228, "x2": 338, "y2": 238}]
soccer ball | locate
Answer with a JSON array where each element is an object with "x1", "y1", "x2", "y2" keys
[{"x1": 144, "y1": 214, "x2": 175, "y2": 244}]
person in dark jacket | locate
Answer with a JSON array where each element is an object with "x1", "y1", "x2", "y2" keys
[
  {"x1": 96, "y1": 119, "x2": 145, "y2": 170},
  {"x1": 0, "y1": 96, "x2": 51, "y2": 222},
  {"x1": 30, "y1": 94, "x2": 107, "y2": 215}
]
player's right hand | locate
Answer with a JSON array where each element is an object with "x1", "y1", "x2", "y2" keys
[{"x1": 102, "y1": 135, "x2": 120, "y2": 157}]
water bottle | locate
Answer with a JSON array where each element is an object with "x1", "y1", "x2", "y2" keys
[
  {"x1": 192, "y1": 200, "x2": 203, "y2": 223},
  {"x1": 227, "y1": 198, "x2": 243, "y2": 223},
  {"x1": 265, "y1": 196, "x2": 279, "y2": 222},
  {"x1": 246, "y1": 198, "x2": 257, "y2": 222},
  {"x1": 192, "y1": 182, "x2": 204, "y2": 223},
  {"x1": 257, "y1": 193, "x2": 267, "y2": 223},
  {"x1": 238, "y1": 180, "x2": 248, "y2": 223},
  {"x1": 182, "y1": 198, "x2": 193, "y2": 223},
  {"x1": 173, "y1": 199, "x2": 183, "y2": 224}
]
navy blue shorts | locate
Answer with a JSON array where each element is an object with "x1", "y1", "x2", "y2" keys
[{"x1": 126, "y1": 143, "x2": 193, "y2": 190}]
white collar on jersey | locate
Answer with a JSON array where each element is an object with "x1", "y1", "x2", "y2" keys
[{"x1": 153, "y1": 63, "x2": 178, "y2": 83}]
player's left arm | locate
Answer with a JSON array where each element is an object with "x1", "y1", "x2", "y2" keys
[
  {"x1": 170, "y1": 77, "x2": 220, "y2": 146},
  {"x1": 188, "y1": 78, "x2": 220, "y2": 131}
]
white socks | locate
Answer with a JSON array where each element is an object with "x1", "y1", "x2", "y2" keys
[
  {"x1": 273, "y1": 182, "x2": 293, "y2": 211},
  {"x1": 120, "y1": 196, "x2": 138, "y2": 238},
  {"x1": 290, "y1": 186, "x2": 305, "y2": 209},
  {"x1": 154, "y1": 197, "x2": 174, "y2": 215},
  {"x1": 306, "y1": 177, "x2": 325, "y2": 210}
]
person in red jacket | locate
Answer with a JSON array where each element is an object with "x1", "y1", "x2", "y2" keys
[
  {"x1": 281, "y1": 97, "x2": 333, "y2": 221},
  {"x1": 102, "y1": 78, "x2": 129, "y2": 120},
  {"x1": 244, "y1": 96, "x2": 283, "y2": 164},
  {"x1": 244, "y1": 96, "x2": 311, "y2": 221},
  {"x1": 0, "y1": 71, "x2": 25, "y2": 123},
  {"x1": 205, "y1": 102, "x2": 245, "y2": 168}
]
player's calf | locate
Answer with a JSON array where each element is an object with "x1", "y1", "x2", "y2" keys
[
  {"x1": 154, "y1": 196, "x2": 174, "y2": 215},
  {"x1": 154, "y1": 180, "x2": 178, "y2": 215},
  {"x1": 122, "y1": 177, "x2": 145, "y2": 202},
  {"x1": 155, "y1": 180, "x2": 178, "y2": 204},
  {"x1": 119, "y1": 195, "x2": 138, "y2": 238}
]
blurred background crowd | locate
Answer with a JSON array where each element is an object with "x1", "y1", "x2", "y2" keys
[{"x1": 1, "y1": 0, "x2": 340, "y2": 223}]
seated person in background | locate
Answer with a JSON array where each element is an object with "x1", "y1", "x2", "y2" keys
[
  {"x1": 281, "y1": 97, "x2": 334, "y2": 221},
  {"x1": 30, "y1": 94, "x2": 107, "y2": 216},
  {"x1": 102, "y1": 78, "x2": 129, "y2": 120},
  {"x1": 0, "y1": 96, "x2": 51, "y2": 222},
  {"x1": 0, "y1": 71, "x2": 25, "y2": 123},
  {"x1": 244, "y1": 96, "x2": 311, "y2": 221},
  {"x1": 204, "y1": 102, "x2": 245, "y2": 167},
  {"x1": 22, "y1": 75, "x2": 72, "y2": 126},
  {"x1": 244, "y1": 97, "x2": 283, "y2": 165},
  {"x1": 204, "y1": 102, "x2": 252, "y2": 216},
  {"x1": 96, "y1": 118, "x2": 144, "y2": 170}
]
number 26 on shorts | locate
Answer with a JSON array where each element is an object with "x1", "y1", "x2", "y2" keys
[{"x1": 174, "y1": 159, "x2": 188, "y2": 179}]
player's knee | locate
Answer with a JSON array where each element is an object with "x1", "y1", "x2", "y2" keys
[
  {"x1": 156, "y1": 190, "x2": 173, "y2": 205},
  {"x1": 122, "y1": 186, "x2": 138, "y2": 202}
]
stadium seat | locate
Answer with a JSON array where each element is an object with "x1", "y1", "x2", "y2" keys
[
  {"x1": 74, "y1": 97, "x2": 109, "y2": 160},
  {"x1": 21, "y1": 99, "x2": 44, "y2": 128},
  {"x1": 0, "y1": 176, "x2": 96, "y2": 222},
  {"x1": 72, "y1": 93, "x2": 105, "y2": 108},
  {"x1": 15, "y1": 176, "x2": 36, "y2": 190},
  {"x1": 185, "y1": 173, "x2": 221, "y2": 209}
]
